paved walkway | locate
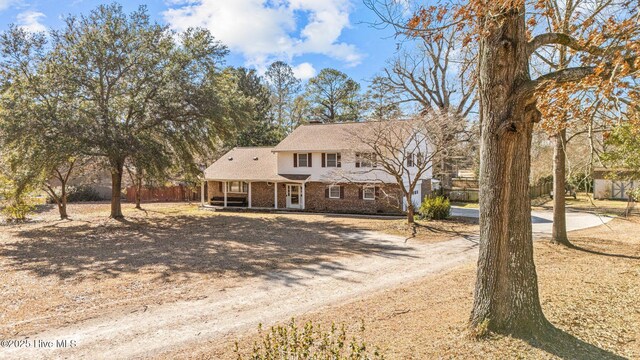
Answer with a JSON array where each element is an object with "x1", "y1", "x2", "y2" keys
[{"x1": 2, "y1": 209, "x2": 612, "y2": 359}]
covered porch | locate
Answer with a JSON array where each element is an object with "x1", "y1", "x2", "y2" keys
[{"x1": 201, "y1": 176, "x2": 310, "y2": 210}]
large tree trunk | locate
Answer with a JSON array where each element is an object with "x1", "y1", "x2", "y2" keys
[
  {"x1": 110, "y1": 161, "x2": 124, "y2": 219},
  {"x1": 551, "y1": 128, "x2": 571, "y2": 246},
  {"x1": 470, "y1": 8, "x2": 550, "y2": 337}
]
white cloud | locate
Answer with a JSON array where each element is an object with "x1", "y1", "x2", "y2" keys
[
  {"x1": 292, "y1": 62, "x2": 316, "y2": 80},
  {"x1": 0, "y1": 0, "x2": 18, "y2": 12},
  {"x1": 164, "y1": 0, "x2": 362, "y2": 70},
  {"x1": 17, "y1": 10, "x2": 46, "y2": 32}
]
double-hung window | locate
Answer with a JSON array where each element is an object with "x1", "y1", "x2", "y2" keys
[
  {"x1": 297, "y1": 153, "x2": 310, "y2": 167},
  {"x1": 356, "y1": 152, "x2": 376, "y2": 168},
  {"x1": 325, "y1": 153, "x2": 341, "y2": 167},
  {"x1": 362, "y1": 186, "x2": 375, "y2": 200},
  {"x1": 328, "y1": 185, "x2": 341, "y2": 199}
]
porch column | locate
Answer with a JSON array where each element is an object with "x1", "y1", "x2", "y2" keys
[
  {"x1": 223, "y1": 181, "x2": 228, "y2": 207},
  {"x1": 200, "y1": 180, "x2": 205, "y2": 206},
  {"x1": 248, "y1": 182, "x2": 252, "y2": 208},
  {"x1": 301, "y1": 182, "x2": 305, "y2": 210},
  {"x1": 274, "y1": 182, "x2": 278, "y2": 209}
]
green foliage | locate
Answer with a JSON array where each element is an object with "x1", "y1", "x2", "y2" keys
[
  {"x1": 235, "y1": 319, "x2": 384, "y2": 360},
  {"x1": 306, "y1": 68, "x2": 362, "y2": 123},
  {"x1": 363, "y1": 76, "x2": 402, "y2": 120},
  {"x1": 628, "y1": 187, "x2": 640, "y2": 202},
  {"x1": 230, "y1": 67, "x2": 284, "y2": 147},
  {"x1": 0, "y1": 171, "x2": 35, "y2": 222},
  {"x1": 419, "y1": 196, "x2": 451, "y2": 220},
  {"x1": 265, "y1": 61, "x2": 302, "y2": 133},
  {"x1": 1, "y1": 3, "x2": 254, "y2": 218},
  {"x1": 602, "y1": 123, "x2": 640, "y2": 180},
  {"x1": 66, "y1": 185, "x2": 103, "y2": 203}
]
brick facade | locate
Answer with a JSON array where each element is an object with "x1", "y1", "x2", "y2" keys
[
  {"x1": 303, "y1": 182, "x2": 402, "y2": 214},
  {"x1": 207, "y1": 180, "x2": 403, "y2": 214}
]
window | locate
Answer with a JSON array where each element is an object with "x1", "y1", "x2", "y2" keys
[
  {"x1": 363, "y1": 186, "x2": 375, "y2": 200},
  {"x1": 226, "y1": 181, "x2": 248, "y2": 193},
  {"x1": 328, "y1": 185, "x2": 341, "y2": 199},
  {"x1": 416, "y1": 152, "x2": 424, "y2": 167},
  {"x1": 356, "y1": 152, "x2": 376, "y2": 168},
  {"x1": 407, "y1": 153, "x2": 415, "y2": 167},
  {"x1": 325, "y1": 153, "x2": 341, "y2": 167},
  {"x1": 297, "y1": 153, "x2": 310, "y2": 167}
]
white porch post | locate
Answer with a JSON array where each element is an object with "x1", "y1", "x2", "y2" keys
[
  {"x1": 301, "y1": 182, "x2": 305, "y2": 210},
  {"x1": 200, "y1": 180, "x2": 205, "y2": 206},
  {"x1": 274, "y1": 182, "x2": 278, "y2": 209},
  {"x1": 223, "y1": 181, "x2": 228, "y2": 207},
  {"x1": 248, "y1": 182, "x2": 252, "y2": 208}
]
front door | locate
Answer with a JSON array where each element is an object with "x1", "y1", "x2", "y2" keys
[{"x1": 286, "y1": 184, "x2": 302, "y2": 209}]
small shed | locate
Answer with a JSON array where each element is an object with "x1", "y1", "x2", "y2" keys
[{"x1": 593, "y1": 168, "x2": 638, "y2": 200}]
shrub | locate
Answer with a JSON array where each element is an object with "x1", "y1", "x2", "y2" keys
[
  {"x1": 1, "y1": 200, "x2": 34, "y2": 222},
  {"x1": 66, "y1": 185, "x2": 103, "y2": 202},
  {"x1": 419, "y1": 196, "x2": 451, "y2": 220},
  {"x1": 235, "y1": 318, "x2": 384, "y2": 360}
]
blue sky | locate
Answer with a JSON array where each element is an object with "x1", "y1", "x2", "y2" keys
[{"x1": 0, "y1": 0, "x2": 400, "y2": 84}]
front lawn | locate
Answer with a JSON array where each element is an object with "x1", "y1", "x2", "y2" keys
[{"x1": 0, "y1": 202, "x2": 474, "y2": 338}]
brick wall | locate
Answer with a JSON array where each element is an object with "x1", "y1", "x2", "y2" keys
[
  {"x1": 304, "y1": 182, "x2": 402, "y2": 214},
  {"x1": 207, "y1": 180, "x2": 403, "y2": 214}
]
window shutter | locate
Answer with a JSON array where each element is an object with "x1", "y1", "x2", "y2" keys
[
  {"x1": 340, "y1": 186, "x2": 345, "y2": 199},
  {"x1": 373, "y1": 154, "x2": 377, "y2": 167},
  {"x1": 375, "y1": 186, "x2": 380, "y2": 199},
  {"x1": 308, "y1": 153, "x2": 312, "y2": 167},
  {"x1": 219, "y1": 182, "x2": 223, "y2": 192},
  {"x1": 321, "y1": 153, "x2": 326, "y2": 167},
  {"x1": 358, "y1": 187, "x2": 363, "y2": 199},
  {"x1": 355, "y1": 153, "x2": 360, "y2": 168},
  {"x1": 325, "y1": 187, "x2": 329, "y2": 198},
  {"x1": 337, "y1": 153, "x2": 341, "y2": 167},
  {"x1": 293, "y1": 153, "x2": 298, "y2": 167}
]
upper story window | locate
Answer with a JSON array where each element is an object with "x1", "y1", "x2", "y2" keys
[
  {"x1": 407, "y1": 152, "x2": 424, "y2": 167},
  {"x1": 294, "y1": 153, "x2": 312, "y2": 167},
  {"x1": 323, "y1": 153, "x2": 341, "y2": 167},
  {"x1": 356, "y1": 152, "x2": 376, "y2": 168},
  {"x1": 227, "y1": 181, "x2": 248, "y2": 193}
]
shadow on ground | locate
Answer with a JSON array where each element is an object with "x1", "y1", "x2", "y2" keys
[
  {"x1": 1, "y1": 213, "x2": 417, "y2": 285},
  {"x1": 524, "y1": 326, "x2": 628, "y2": 360}
]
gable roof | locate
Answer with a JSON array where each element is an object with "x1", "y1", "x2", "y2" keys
[
  {"x1": 272, "y1": 122, "x2": 379, "y2": 152},
  {"x1": 204, "y1": 147, "x2": 310, "y2": 181}
]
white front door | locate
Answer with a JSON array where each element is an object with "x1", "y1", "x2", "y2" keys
[{"x1": 286, "y1": 184, "x2": 302, "y2": 209}]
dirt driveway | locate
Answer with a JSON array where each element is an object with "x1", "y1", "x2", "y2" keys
[{"x1": 0, "y1": 203, "x2": 609, "y2": 359}]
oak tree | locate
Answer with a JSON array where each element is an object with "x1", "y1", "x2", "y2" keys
[{"x1": 369, "y1": 0, "x2": 639, "y2": 337}]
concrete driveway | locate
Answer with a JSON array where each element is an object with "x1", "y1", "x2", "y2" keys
[{"x1": 451, "y1": 206, "x2": 613, "y2": 234}]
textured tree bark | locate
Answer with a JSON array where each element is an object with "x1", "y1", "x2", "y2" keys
[
  {"x1": 110, "y1": 161, "x2": 124, "y2": 219},
  {"x1": 551, "y1": 128, "x2": 571, "y2": 246},
  {"x1": 58, "y1": 185, "x2": 68, "y2": 220},
  {"x1": 406, "y1": 201, "x2": 415, "y2": 224},
  {"x1": 135, "y1": 176, "x2": 142, "y2": 210},
  {"x1": 470, "y1": 8, "x2": 551, "y2": 336}
]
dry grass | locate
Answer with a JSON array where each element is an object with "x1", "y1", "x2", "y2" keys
[
  {"x1": 0, "y1": 202, "x2": 473, "y2": 338},
  {"x1": 193, "y1": 216, "x2": 640, "y2": 360},
  {"x1": 537, "y1": 194, "x2": 637, "y2": 217}
]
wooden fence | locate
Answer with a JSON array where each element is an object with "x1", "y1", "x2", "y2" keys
[
  {"x1": 125, "y1": 185, "x2": 201, "y2": 203},
  {"x1": 440, "y1": 181, "x2": 552, "y2": 203}
]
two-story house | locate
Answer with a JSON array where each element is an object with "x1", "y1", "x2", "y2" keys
[{"x1": 202, "y1": 121, "x2": 432, "y2": 214}]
